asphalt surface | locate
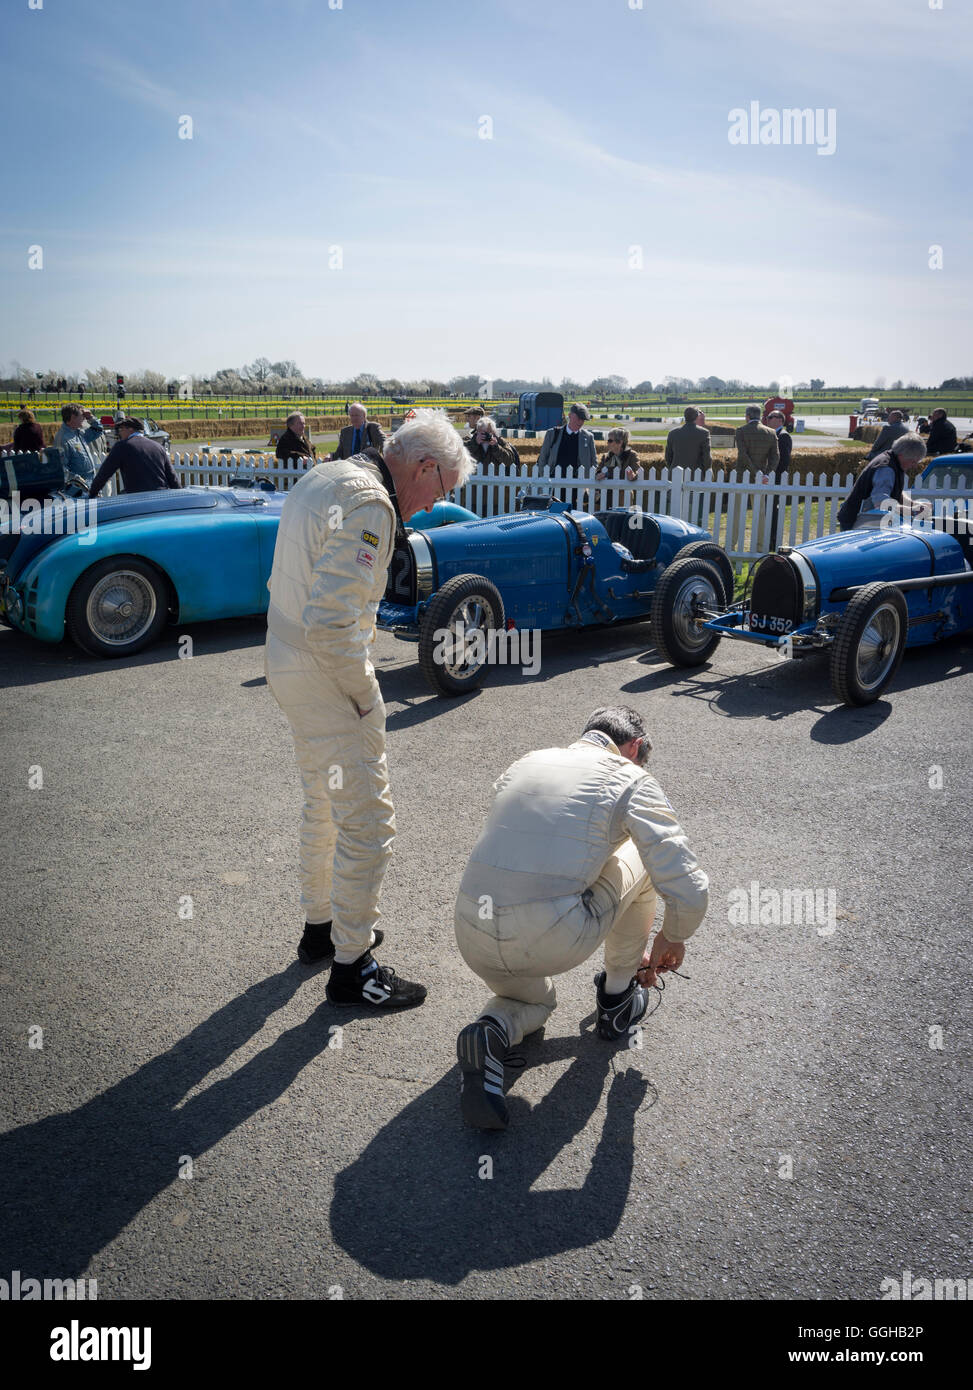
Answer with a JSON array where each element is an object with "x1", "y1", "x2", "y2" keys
[{"x1": 1, "y1": 612, "x2": 971, "y2": 1301}]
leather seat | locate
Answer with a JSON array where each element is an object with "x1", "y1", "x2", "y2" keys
[{"x1": 594, "y1": 510, "x2": 661, "y2": 563}]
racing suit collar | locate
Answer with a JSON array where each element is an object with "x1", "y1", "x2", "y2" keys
[
  {"x1": 374, "y1": 454, "x2": 405, "y2": 527},
  {"x1": 577, "y1": 730, "x2": 622, "y2": 756}
]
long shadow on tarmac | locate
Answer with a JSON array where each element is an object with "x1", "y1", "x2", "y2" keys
[
  {"x1": 0, "y1": 966, "x2": 334, "y2": 1280},
  {"x1": 331, "y1": 1033, "x2": 651, "y2": 1284}
]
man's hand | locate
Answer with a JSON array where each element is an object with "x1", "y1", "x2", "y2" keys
[
  {"x1": 636, "y1": 932, "x2": 685, "y2": 988},
  {"x1": 625, "y1": 467, "x2": 637, "y2": 481}
]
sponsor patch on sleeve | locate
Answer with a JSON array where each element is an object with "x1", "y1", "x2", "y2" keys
[
  {"x1": 356, "y1": 548, "x2": 374, "y2": 570},
  {"x1": 360, "y1": 529, "x2": 380, "y2": 548}
]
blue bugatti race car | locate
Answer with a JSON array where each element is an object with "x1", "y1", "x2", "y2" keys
[
  {"x1": 377, "y1": 495, "x2": 730, "y2": 694},
  {"x1": 649, "y1": 517, "x2": 973, "y2": 706}
]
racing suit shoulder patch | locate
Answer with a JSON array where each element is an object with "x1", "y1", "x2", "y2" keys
[
  {"x1": 361, "y1": 529, "x2": 380, "y2": 548},
  {"x1": 356, "y1": 548, "x2": 374, "y2": 570}
]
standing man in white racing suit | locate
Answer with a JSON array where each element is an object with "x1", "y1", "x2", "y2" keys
[
  {"x1": 454, "y1": 706, "x2": 709, "y2": 1127},
  {"x1": 266, "y1": 410, "x2": 473, "y2": 1009}
]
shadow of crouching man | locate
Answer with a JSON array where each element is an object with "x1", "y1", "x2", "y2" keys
[
  {"x1": 0, "y1": 966, "x2": 337, "y2": 1284},
  {"x1": 331, "y1": 1029, "x2": 654, "y2": 1285}
]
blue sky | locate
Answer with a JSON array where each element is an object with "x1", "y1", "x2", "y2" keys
[{"x1": 2, "y1": 0, "x2": 970, "y2": 385}]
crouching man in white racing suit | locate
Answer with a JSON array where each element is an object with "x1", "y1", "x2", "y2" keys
[
  {"x1": 265, "y1": 410, "x2": 472, "y2": 1010},
  {"x1": 454, "y1": 706, "x2": 708, "y2": 1127}
]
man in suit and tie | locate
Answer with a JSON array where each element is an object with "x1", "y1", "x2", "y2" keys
[
  {"x1": 537, "y1": 403, "x2": 598, "y2": 510},
  {"x1": 664, "y1": 406, "x2": 711, "y2": 472},
  {"x1": 332, "y1": 402, "x2": 386, "y2": 460},
  {"x1": 735, "y1": 404, "x2": 780, "y2": 478}
]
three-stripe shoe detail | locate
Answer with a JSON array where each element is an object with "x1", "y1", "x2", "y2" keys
[{"x1": 457, "y1": 1017, "x2": 511, "y2": 1129}]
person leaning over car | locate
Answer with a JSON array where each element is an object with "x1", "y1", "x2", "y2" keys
[
  {"x1": 88, "y1": 418, "x2": 181, "y2": 499},
  {"x1": 837, "y1": 433, "x2": 927, "y2": 531},
  {"x1": 264, "y1": 410, "x2": 473, "y2": 1010},
  {"x1": 454, "y1": 706, "x2": 708, "y2": 1130},
  {"x1": 13, "y1": 409, "x2": 44, "y2": 453},
  {"x1": 53, "y1": 403, "x2": 104, "y2": 486},
  {"x1": 664, "y1": 406, "x2": 711, "y2": 472},
  {"x1": 276, "y1": 411, "x2": 314, "y2": 464},
  {"x1": 464, "y1": 416, "x2": 519, "y2": 468}
]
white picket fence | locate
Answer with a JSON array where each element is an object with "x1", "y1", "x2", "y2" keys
[{"x1": 168, "y1": 453, "x2": 973, "y2": 570}]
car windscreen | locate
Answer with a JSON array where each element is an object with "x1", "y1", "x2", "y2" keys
[{"x1": 923, "y1": 463, "x2": 973, "y2": 487}]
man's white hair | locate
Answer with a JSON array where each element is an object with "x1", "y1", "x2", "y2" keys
[
  {"x1": 890, "y1": 432, "x2": 926, "y2": 460},
  {"x1": 386, "y1": 408, "x2": 474, "y2": 483},
  {"x1": 286, "y1": 411, "x2": 304, "y2": 428},
  {"x1": 349, "y1": 401, "x2": 366, "y2": 417}
]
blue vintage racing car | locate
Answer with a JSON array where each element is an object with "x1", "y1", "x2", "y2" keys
[
  {"x1": 648, "y1": 516, "x2": 973, "y2": 705},
  {"x1": 377, "y1": 495, "x2": 730, "y2": 694}
]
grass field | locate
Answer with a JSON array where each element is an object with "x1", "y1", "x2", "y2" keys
[{"x1": 5, "y1": 390, "x2": 973, "y2": 427}]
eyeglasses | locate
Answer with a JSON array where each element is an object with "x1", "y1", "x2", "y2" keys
[{"x1": 436, "y1": 463, "x2": 453, "y2": 500}]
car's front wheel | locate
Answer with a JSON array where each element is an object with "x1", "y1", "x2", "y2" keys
[
  {"x1": 66, "y1": 556, "x2": 169, "y2": 658},
  {"x1": 418, "y1": 574, "x2": 506, "y2": 696},
  {"x1": 675, "y1": 541, "x2": 736, "y2": 604},
  {"x1": 829, "y1": 582, "x2": 908, "y2": 706},
  {"x1": 650, "y1": 555, "x2": 724, "y2": 666}
]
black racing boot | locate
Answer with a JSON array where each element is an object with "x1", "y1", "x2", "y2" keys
[
  {"x1": 594, "y1": 972, "x2": 650, "y2": 1041},
  {"x1": 325, "y1": 950, "x2": 426, "y2": 1009},
  {"x1": 456, "y1": 1015, "x2": 511, "y2": 1130},
  {"x1": 298, "y1": 922, "x2": 383, "y2": 966}
]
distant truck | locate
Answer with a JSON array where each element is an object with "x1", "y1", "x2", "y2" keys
[{"x1": 491, "y1": 391, "x2": 564, "y2": 432}]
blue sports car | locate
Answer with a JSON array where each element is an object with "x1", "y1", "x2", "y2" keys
[
  {"x1": 648, "y1": 516, "x2": 973, "y2": 705},
  {"x1": 377, "y1": 495, "x2": 729, "y2": 694},
  {"x1": 0, "y1": 456, "x2": 478, "y2": 658}
]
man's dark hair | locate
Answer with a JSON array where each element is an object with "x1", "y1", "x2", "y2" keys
[
  {"x1": 582, "y1": 706, "x2": 652, "y2": 763},
  {"x1": 62, "y1": 403, "x2": 81, "y2": 423},
  {"x1": 569, "y1": 402, "x2": 590, "y2": 422},
  {"x1": 684, "y1": 406, "x2": 699, "y2": 422}
]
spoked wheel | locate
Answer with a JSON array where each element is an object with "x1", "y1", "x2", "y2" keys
[
  {"x1": 829, "y1": 582, "x2": 908, "y2": 706},
  {"x1": 66, "y1": 557, "x2": 169, "y2": 657},
  {"x1": 650, "y1": 555, "x2": 724, "y2": 666},
  {"x1": 418, "y1": 573, "x2": 506, "y2": 696}
]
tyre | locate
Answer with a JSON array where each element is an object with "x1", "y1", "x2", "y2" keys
[
  {"x1": 66, "y1": 556, "x2": 169, "y2": 658},
  {"x1": 829, "y1": 582, "x2": 908, "y2": 706},
  {"x1": 675, "y1": 541, "x2": 736, "y2": 604},
  {"x1": 418, "y1": 574, "x2": 506, "y2": 696},
  {"x1": 650, "y1": 556, "x2": 724, "y2": 666}
]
